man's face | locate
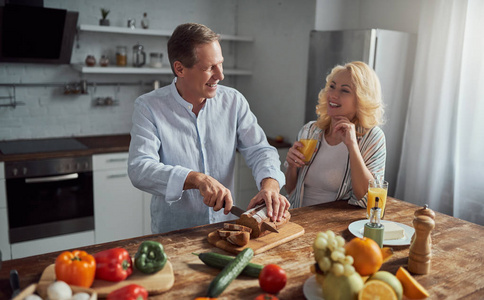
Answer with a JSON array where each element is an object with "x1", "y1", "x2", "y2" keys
[{"x1": 179, "y1": 41, "x2": 225, "y2": 103}]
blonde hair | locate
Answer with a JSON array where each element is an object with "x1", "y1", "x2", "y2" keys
[{"x1": 315, "y1": 61, "x2": 384, "y2": 135}]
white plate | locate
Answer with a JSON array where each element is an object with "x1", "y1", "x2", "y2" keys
[
  {"x1": 303, "y1": 275, "x2": 324, "y2": 300},
  {"x1": 348, "y1": 220, "x2": 415, "y2": 246}
]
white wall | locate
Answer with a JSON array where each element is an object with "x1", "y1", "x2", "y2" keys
[
  {"x1": 235, "y1": 0, "x2": 316, "y2": 143},
  {"x1": 359, "y1": 0, "x2": 421, "y2": 34},
  {"x1": 315, "y1": 0, "x2": 420, "y2": 34},
  {"x1": 315, "y1": 0, "x2": 361, "y2": 30}
]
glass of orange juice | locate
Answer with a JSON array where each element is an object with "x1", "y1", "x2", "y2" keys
[
  {"x1": 298, "y1": 127, "x2": 318, "y2": 164},
  {"x1": 367, "y1": 180, "x2": 388, "y2": 219}
]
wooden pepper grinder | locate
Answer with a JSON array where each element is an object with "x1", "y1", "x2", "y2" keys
[
  {"x1": 408, "y1": 205, "x2": 435, "y2": 274},
  {"x1": 411, "y1": 204, "x2": 436, "y2": 243}
]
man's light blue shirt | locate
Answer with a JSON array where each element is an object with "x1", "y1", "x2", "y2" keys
[{"x1": 128, "y1": 79, "x2": 285, "y2": 234}]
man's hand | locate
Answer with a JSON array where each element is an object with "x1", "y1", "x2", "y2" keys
[
  {"x1": 247, "y1": 178, "x2": 290, "y2": 222},
  {"x1": 184, "y1": 171, "x2": 233, "y2": 215}
]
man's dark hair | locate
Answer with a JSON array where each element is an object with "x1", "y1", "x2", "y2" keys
[{"x1": 167, "y1": 23, "x2": 220, "y2": 76}]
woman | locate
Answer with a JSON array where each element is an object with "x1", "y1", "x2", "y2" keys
[{"x1": 285, "y1": 61, "x2": 386, "y2": 208}]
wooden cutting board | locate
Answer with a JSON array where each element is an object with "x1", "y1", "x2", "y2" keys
[
  {"x1": 208, "y1": 221, "x2": 305, "y2": 254},
  {"x1": 36, "y1": 260, "x2": 174, "y2": 298}
]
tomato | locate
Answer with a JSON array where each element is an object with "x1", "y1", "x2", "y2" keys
[
  {"x1": 258, "y1": 264, "x2": 287, "y2": 294},
  {"x1": 254, "y1": 294, "x2": 279, "y2": 300}
]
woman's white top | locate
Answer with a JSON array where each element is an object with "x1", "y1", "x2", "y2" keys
[{"x1": 302, "y1": 133, "x2": 348, "y2": 207}]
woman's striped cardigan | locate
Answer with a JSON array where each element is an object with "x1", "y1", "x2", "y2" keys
[{"x1": 288, "y1": 121, "x2": 386, "y2": 208}]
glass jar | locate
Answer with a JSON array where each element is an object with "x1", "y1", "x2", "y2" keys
[
  {"x1": 116, "y1": 46, "x2": 127, "y2": 66},
  {"x1": 132, "y1": 43, "x2": 146, "y2": 67},
  {"x1": 149, "y1": 52, "x2": 163, "y2": 68},
  {"x1": 99, "y1": 55, "x2": 109, "y2": 67},
  {"x1": 85, "y1": 55, "x2": 96, "y2": 67}
]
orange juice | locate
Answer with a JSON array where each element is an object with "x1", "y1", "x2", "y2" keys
[
  {"x1": 367, "y1": 187, "x2": 388, "y2": 219},
  {"x1": 299, "y1": 139, "x2": 317, "y2": 163}
]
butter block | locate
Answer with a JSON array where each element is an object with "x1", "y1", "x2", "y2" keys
[{"x1": 383, "y1": 222, "x2": 405, "y2": 240}]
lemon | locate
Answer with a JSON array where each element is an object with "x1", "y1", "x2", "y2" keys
[
  {"x1": 359, "y1": 280, "x2": 398, "y2": 300},
  {"x1": 368, "y1": 271, "x2": 403, "y2": 300}
]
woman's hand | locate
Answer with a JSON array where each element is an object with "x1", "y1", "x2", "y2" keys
[
  {"x1": 286, "y1": 141, "x2": 306, "y2": 168},
  {"x1": 332, "y1": 116, "x2": 357, "y2": 148}
]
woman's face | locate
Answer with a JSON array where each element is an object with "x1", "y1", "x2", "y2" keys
[{"x1": 326, "y1": 70, "x2": 357, "y2": 120}]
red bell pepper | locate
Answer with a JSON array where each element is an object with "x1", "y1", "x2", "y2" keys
[
  {"x1": 93, "y1": 247, "x2": 133, "y2": 282},
  {"x1": 107, "y1": 284, "x2": 148, "y2": 300}
]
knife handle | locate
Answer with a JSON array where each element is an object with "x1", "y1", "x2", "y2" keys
[{"x1": 10, "y1": 269, "x2": 20, "y2": 294}]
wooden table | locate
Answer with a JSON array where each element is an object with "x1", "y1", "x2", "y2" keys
[{"x1": 1, "y1": 198, "x2": 483, "y2": 299}]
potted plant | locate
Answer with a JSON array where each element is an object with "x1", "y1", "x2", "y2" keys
[{"x1": 99, "y1": 8, "x2": 110, "y2": 26}]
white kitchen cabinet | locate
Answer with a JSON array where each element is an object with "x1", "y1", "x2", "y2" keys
[
  {"x1": 11, "y1": 231, "x2": 95, "y2": 259},
  {"x1": 75, "y1": 24, "x2": 252, "y2": 76},
  {"x1": 93, "y1": 153, "x2": 144, "y2": 244},
  {"x1": 0, "y1": 162, "x2": 11, "y2": 260}
]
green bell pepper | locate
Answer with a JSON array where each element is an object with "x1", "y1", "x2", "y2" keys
[{"x1": 134, "y1": 241, "x2": 167, "y2": 274}]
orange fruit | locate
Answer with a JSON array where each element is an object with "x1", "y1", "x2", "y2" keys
[
  {"x1": 396, "y1": 267, "x2": 430, "y2": 299},
  {"x1": 358, "y1": 280, "x2": 398, "y2": 300},
  {"x1": 381, "y1": 247, "x2": 394, "y2": 263},
  {"x1": 344, "y1": 237, "x2": 383, "y2": 276}
]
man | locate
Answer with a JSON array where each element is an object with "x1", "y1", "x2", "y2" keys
[{"x1": 128, "y1": 23, "x2": 289, "y2": 234}]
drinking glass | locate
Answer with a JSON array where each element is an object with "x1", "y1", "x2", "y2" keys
[
  {"x1": 298, "y1": 127, "x2": 318, "y2": 164},
  {"x1": 367, "y1": 180, "x2": 388, "y2": 219}
]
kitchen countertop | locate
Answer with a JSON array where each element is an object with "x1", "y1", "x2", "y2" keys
[
  {"x1": 0, "y1": 134, "x2": 291, "y2": 162},
  {"x1": 1, "y1": 198, "x2": 483, "y2": 299},
  {"x1": 0, "y1": 134, "x2": 131, "y2": 162}
]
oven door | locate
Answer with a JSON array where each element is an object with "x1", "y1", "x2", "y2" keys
[{"x1": 7, "y1": 171, "x2": 94, "y2": 243}]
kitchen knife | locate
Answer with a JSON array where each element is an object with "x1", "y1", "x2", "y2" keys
[
  {"x1": 228, "y1": 205, "x2": 246, "y2": 217},
  {"x1": 227, "y1": 204, "x2": 279, "y2": 233},
  {"x1": 10, "y1": 269, "x2": 20, "y2": 298}
]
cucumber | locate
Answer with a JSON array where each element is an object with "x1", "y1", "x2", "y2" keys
[
  {"x1": 193, "y1": 252, "x2": 263, "y2": 278},
  {"x1": 206, "y1": 248, "x2": 254, "y2": 297}
]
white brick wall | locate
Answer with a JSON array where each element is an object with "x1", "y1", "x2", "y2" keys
[{"x1": 0, "y1": 0, "x2": 238, "y2": 141}]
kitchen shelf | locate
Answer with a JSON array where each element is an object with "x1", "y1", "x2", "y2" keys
[
  {"x1": 78, "y1": 24, "x2": 254, "y2": 42},
  {"x1": 75, "y1": 25, "x2": 253, "y2": 76},
  {"x1": 71, "y1": 64, "x2": 252, "y2": 76}
]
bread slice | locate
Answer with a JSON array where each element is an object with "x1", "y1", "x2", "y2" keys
[
  {"x1": 218, "y1": 229, "x2": 242, "y2": 238},
  {"x1": 236, "y1": 204, "x2": 291, "y2": 238},
  {"x1": 226, "y1": 231, "x2": 250, "y2": 247},
  {"x1": 223, "y1": 223, "x2": 252, "y2": 233}
]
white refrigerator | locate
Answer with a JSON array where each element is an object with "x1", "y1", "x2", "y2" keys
[{"x1": 305, "y1": 29, "x2": 417, "y2": 196}]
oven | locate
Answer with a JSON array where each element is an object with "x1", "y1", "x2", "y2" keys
[{"x1": 5, "y1": 156, "x2": 94, "y2": 244}]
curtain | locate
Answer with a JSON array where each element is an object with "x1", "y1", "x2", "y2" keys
[{"x1": 395, "y1": 0, "x2": 484, "y2": 225}]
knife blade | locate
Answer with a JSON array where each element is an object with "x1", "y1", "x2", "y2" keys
[
  {"x1": 10, "y1": 269, "x2": 20, "y2": 299},
  {"x1": 227, "y1": 204, "x2": 279, "y2": 233},
  {"x1": 228, "y1": 205, "x2": 246, "y2": 217}
]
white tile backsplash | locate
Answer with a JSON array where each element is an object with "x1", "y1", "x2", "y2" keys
[{"x1": 0, "y1": 0, "x2": 239, "y2": 141}]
